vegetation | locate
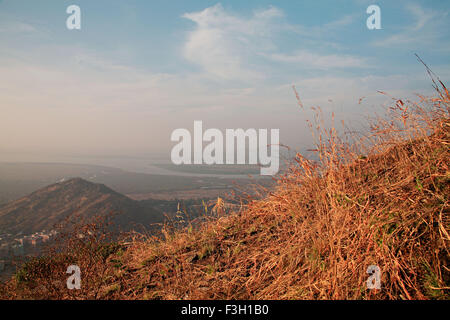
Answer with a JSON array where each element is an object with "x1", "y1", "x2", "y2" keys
[{"x1": 0, "y1": 70, "x2": 449, "y2": 300}]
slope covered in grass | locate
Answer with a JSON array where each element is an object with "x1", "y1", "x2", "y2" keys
[{"x1": 1, "y1": 78, "x2": 449, "y2": 300}]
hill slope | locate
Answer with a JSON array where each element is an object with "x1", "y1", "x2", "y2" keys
[
  {"x1": 0, "y1": 178, "x2": 163, "y2": 235},
  {"x1": 101, "y1": 118, "x2": 449, "y2": 300},
  {"x1": 1, "y1": 82, "x2": 448, "y2": 300}
]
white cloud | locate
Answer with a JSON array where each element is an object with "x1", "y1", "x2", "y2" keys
[
  {"x1": 408, "y1": 4, "x2": 436, "y2": 31},
  {"x1": 182, "y1": 4, "x2": 366, "y2": 80},
  {"x1": 287, "y1": 14, "x2": 356, "y2": 37},
  {"x1": 267, "y1": 50, "x2": 369, "y2": 69},
  {"x1": 0, "y1": 21, "x2": 37, "y2": 34},
  {"x1": 373, "y1": 4, "x2": 446, "y2": 47},
  {"x1": 182, "y1": 4, "x2": 282, "y2": 80}
]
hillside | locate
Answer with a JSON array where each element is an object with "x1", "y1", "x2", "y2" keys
[
  {"x1": 0, "y1": 178, "x2": 164, "y2": 235},
  {"x1": 0, "y1": 80, "x2": 448, "y2": 300}
]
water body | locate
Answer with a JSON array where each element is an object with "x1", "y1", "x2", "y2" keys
[{"x1": 0, "y1": 152, "x2": 266, "y2": 179}]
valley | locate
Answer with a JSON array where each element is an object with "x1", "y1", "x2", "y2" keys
[{"x1": 0, "y1": 162, "x2": 271, "y2": 281}]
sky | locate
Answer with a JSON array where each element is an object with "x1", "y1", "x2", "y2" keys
[{"x1": 0, "y1": 0, "x2": 449, "y2": 162}]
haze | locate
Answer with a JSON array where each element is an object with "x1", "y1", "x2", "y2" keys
[{"x1": 1, "y1": 0, "x2": 449, "y2": 165}]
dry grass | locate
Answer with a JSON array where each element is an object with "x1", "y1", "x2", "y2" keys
[{"x1": 1, "y1": 72, "x2": 449, "y2": 300}]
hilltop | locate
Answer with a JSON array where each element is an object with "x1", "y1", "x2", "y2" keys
[
  {"x1": 1, "y1": 79, "x2": 448, "y2": 300},
  {"x1": 0, "y1": 178, "x2": 164, "y2": 235}
]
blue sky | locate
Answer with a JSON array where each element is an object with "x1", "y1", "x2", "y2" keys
[{"x1": 0, "y1": 0, "x2": 449, "y2": 159}]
